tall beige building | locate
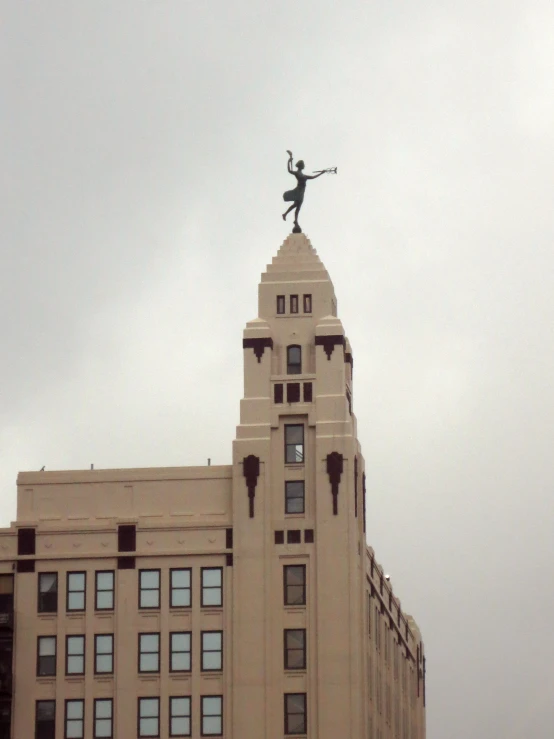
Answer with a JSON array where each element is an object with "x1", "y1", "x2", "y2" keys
[{"x1": 0, "y1": 234, "x2": 426, "y2": 739}]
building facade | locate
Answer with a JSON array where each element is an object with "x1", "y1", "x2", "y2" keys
[{"x1": 0, "y1": 233, "x2": 426, "y2": 739}]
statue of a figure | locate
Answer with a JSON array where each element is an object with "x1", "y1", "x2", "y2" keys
[{"x1": 282, "y1": 150, "x2": 336, "y2": 233}]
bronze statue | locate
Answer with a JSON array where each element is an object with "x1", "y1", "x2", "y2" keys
[{"x1": 282, "y1": 150, "x2": 337, "y2": 233}]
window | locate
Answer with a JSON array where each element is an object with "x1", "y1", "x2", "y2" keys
[
  {"x1": 274, "y1": 383, "x2": 284, "y2": 403},
  {"x1": 170, "y1": 632, "x2": 191, "y2": 672},
  {"x1": 285, "y1": 425, "x2": 304, "y2": 464},
  {"x1": 201, "y1": 696, "x2": 222, "y2": 736},
  {"x1": 65, "y1": 699, "x2": 84, "y2": 739},
  {"x1": 170, "y1": 697, "x2": 191, "y2": 737},
  {"x1": 138, "y1": 698, "x2": 159, "y2": 738},
  {"x1": 201, "y1": 568, "x2": 222, "y2": 607},
  {"x1": 283, "y1": 565, "x2": 306, "y2": 606},
  {"x1": 277, "y1": 295, "x2": 285, "y2": 314},
  {"x1": 170, "y1": 569, "x2": 191, "y2": 608},
  {"x1": 66, "y1": 572, "x2": 86, "y2": 611},
  {"x1": 274, "y1": 530, "x2": 284, "y2": 544},
  {"x1": 284, "y1": 629, "x2": 306, "y2": 670},
  {"x1": 139, "y1": 570, "x2": 160, "y2": 609},
  {"x1": 303, "y1": 294, "x2": 312, "y2": 313},
  {"x1": 287, "y1": 345, "x2": 302, "y2": 374},
  {"x1": 35, "y1": 700, "x2": 55, "y2": 739},
  {"x1": 94, "y1": 699, "x2": 113, "y2": 739},
  {"x1": 287, "y1": 530, "x2": 301, "y2": 544},
  {"x1": 304, "y1": 529, "x2": 314, "y2": 543},
  {"x1": 38, "y1": 573, "x2": 58, "y2": 613},
  {"x1": 94, "y1": 634, "x2": 114, "y2": 674},
  {"x1": 118, "y1": 524, "x2": 136, "y2": 552},
  {"x1": 18, "y1": 527, "x2": 36, "y2": 555},
  {"x1": 286, "y1": 383, "x2": 300, "y2": 403},
  {"x1": 290, "y1": 295, "x2": 298, "y2": 313},
  {"x1": 37, "y1": 636, "x2": 56, "y2": 676},
  {"x1": 303, "y1": 382, "x2": 312, "y2": 402},
  {"x1": 139, "y1": 633, "x2": 160, "y2": 673},
  {"x1": 201, "y1": 631, "x2": 222, "y2": 671},
  {"x1": 95, "y1": 571, "x2": 114, "y2": 610},
  {"x1": 284, "y1": 693, "x2": 306, "y2": 735},
  {"x1": 66, "y1": 635, "x2": 85, "y2": 675},
  {"x1": 285, "y1": 481, "x2": 305, "y2": 514}
]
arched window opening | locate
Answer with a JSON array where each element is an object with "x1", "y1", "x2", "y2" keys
[{"x1": 287, "y1": 345, "x2": 302, "y2": 374}]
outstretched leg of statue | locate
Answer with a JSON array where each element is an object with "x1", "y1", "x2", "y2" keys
[
  {"x1": 282, "y1": 203, "x2": 297, "y2": 221},
  {"x1": 293, "y1": 202, "x2": 302, "y2": 233}
]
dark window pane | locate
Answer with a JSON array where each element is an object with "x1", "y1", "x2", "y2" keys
[
  {"x1": 287, "y1": 346, "x2": 302, "y2": 374},
  {"x1": 277, "y1": 295, "x2": 285, "y2": 314},
  {"x1": 38, "y1": 573, "x2": 58, "y2": 613},
  {"x1": 303, "y1": 294, "x2": 312, "y2": 313},
  {"x1": 286, "y1": 383, "x2": 300, "y2": 403},
  {"x1": 284, "y1": 565, "x2": 306, "y2": 606},
  {"x1": 290, "y1": 295, "x2": 298, "y2": 314},
  {"x1": 285, "y1": 629, "x2": 306, "y2": 669},
  {"x1": 118, "y1": 525, "x2": 136, "y2": 552},
  {"x1": 274, "y1": 383, "x2": 284, "y2": 404},
  {"x1": 304, "y1": 529, "x2": 314, "y2": 543},
  {"x1": 285, "y1": 481, "x2": 305, "y2": 514},
  {"x1": 285, "y1": 425, "x2": 304, "y2": 464},
  {"x1": 303, "y1": 382, "x2": 313, "y2": 402},
  {"x1": 285, "y1": 693, "x2": 306, "y2": 735},
  {"x1": 18, "y1": 528, "x2": 36, "y2": 555},
  {"x1": 274, "y1": 530, "x2": 284, "y2": 544}
]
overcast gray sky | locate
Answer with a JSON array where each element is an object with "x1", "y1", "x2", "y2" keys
[{"x1": 2, "y1": 1, "x2": 554, "y2": 736}]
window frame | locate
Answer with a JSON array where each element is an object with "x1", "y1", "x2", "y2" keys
[
  {"x1": 64, "y1": 699, "x2": 84, "y2": 739},
  {"x1": 35, "y1": 699, "x2": 56, "y2": 739},
  {"x1": 65, "y1": 634, "x2": 85, "y2": 676},
  {"x1": 169, "y1": 631, "x2": 192, "y2": 673},
  {"x1": 201, "y1": 630, "x2": 223, "y2": 672},
  {"x1": 276, "y1": 295, "x2": 286, "y2": 314},
  {"x1": 38, "y1": 572, "x2": 58, "y2": 614},
  {"x1": 94, "y1": 698, "x2": 113, "y2": 739},
  {"x1": 283, "y1": 564, "x2": 306, "y2": 606},
  {"x1": 139, "y1": 569, "x2": 161, "y2": 610},
  {"x1": 303, "y1": 294, "x2": 312, "y2": 313},
  {"x1": 285, "y1": 480, "x2": 305, "y2": 514},
  {"x1": 284, "y1": 693, "x2": 307, "y2": 735},
  {"x1": 170, "y1": 568, "x2": 192, "y2": 609},
  {"x1": 200, "y1": 695, "x2": 223, "y2": 737},
  {"x1": 169, "y1": 696, "x2": 191, "y2": 738},
  {"x1": 286, "y1": 345, "x2": 302, "y2": 374},
  {"x1": 284, "y1": 629, "x2": 306, "y2": 670},
  {"x1": 284, "y1": 424, "x2": 304, "y2": 464},
  {"x1": 138, "y1": 697, "x2": 160, "y2": 738},
  {"x1": 94, "y1": 570, "x2": 115, "y2": 611},
  {"x1": 290, "y1": 295, "x2": 299, "y2": 314},
  {"x1": 66, "y1": 571, "x2": 86, "y2": 612},
  {"x1": 37, "y1": 635, "x2": 56, "y2": 677},
  {"x1": 200, "y1": 567, "x2": 223, "y2": 608},
  {"x1": 94, "y1": 633, "x2": 114, "y2": 675},
  {"x1": 138, "y1": 632, "x2": 161, "y2": 674}
]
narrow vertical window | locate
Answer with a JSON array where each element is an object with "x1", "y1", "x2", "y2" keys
[
  {"x1": 170, "y1": 569, "x2": 191, "y2": 608},
  {"x1": 284, "y1": 693, "x2": 306, "y2": 735},
  {"x1": 170, "y1": 697, "x2": 191, "y2": 737},
  {"x1": 285, "y1": 481, "x2": 305, "y2": 514},
  {"x1": 201, "y1": 568, "x2": 223, "y2": 607},
  {"x1": 37, "y1": 636, "x2": 56, "y2": 676},
  {"x1": 95, "y1": 571, "x2": 114, "y2": 610},
  {"x1": 286, "y1": 345, "x2": 302, "y2": 374},
  {"x1": 94, "y1": 699, "x2": 113, "y2": 739},
  {"x1": 303, "y1": 294, "x2": 312, "y2": 313},
  {"x1": 277, "y1": 295, "x2": 285, "y2": 314},
  {"x1": 138, "y1": 698, "x2": 159, "y2": 738},
  {"x1": 170, "y1": 632, "x2": 191, "y2": 672},
  {"x1": 139, "y1": 633, "x2": 160, "y2": 673},
  {"x1": 285, "y1": 425, "x2": 304, "y2": 463},
  {"x1": 66, "y1": 635, "x2": 85, "y2": 675},
  {"x1": 94, "y1": 634, "x2": 114, "y2": 674},
  {"x1": 274, "y1": 383, "x2": 284, "y2": 404},
  {"x1": 66, "y1": 572, "x2": 86, "y2": 611},
  {"x1": 283, "y1": 565, "x2": 306, "y2": 606},
  {"x1": 290, "y1": 295, "x2": 299, "y2": 313},
  {"x1": 284, "y1": 629, "x2": 306, "y2": 669},
  {"x1": 38, "y1": 573, "x2": 58, "y2": 613},
  {"x1": 65, "y1": 700, "x2": 84, "y2": 739},
  {"x1": 201, "y1": 631, "x2": 223, "y2": 671},
  {"x1": 117, "y1": 524, "x2": 136, "y2": 552},
  {"x1": 139, "y1": 570, "x2": 160, "y2": 609},
  {"x1": 303, "y1": 382, "x2": 312, "y2": 402},
  {"x1": 35, "y1": 700, "x2": 56, "y2": 739},
  {"x1": 201, "y1": 696, "x2": 223, "y2": 736}
]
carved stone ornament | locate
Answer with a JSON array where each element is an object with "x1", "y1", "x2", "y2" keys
[
  {"x1": 242, "y1": 337, "x2": 273, "y2": 363},
  {"x1": 315, "y1": 334, "x2": 345, "y2": 360}
]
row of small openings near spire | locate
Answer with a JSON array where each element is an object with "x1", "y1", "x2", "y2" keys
[{"x1": 276, "y1": 294, "x2": 312, "y2": 315}]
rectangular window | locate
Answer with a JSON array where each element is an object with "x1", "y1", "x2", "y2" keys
[
  {"x1": 283, "y1": 565, "x2": 306, "y2": 606},
  {"x1": 65, "y1": 699, "x2": 84, "y2": 739},
  {"x1": 201, "y1": 696, "x2": 222, "y2": 736},
  {"x1": 285, "y1": 425, "x2": 304, "y2": 464},
  {"x1": 304, "y1": 529, "x2": 314, "y2": 543},
  {"x1": 170, "y1": 632, "x2": 191, "y2": 672},
  {"x1": 274, "y1": 530, "x2": 284, "y2": 544},
  {"x1": 139, "y1": 633, "x2": 160, "y2": 673},
  {"x1": 94, "y1": 634, "x2": 114, "y2": 674},
  {"x1": 94, "y1": 698, "x2": 113, "y2": 739},
  {"x1": 66, "y1": 635, "x2": 85, "y2": 675},
  {"x1": 285, "y1": 481, "x2": 305, "y2": 514},
  {"x1": 290, "y1": 295, "x2": 298, "y2": 314},
  {"x1": 277, "y1": 295, "x2": 285, "y2": 314},
  {"x1": 139, "y1": 569, "x2": 160, "y2": 609},
  {"x1": 95, "y1": 571, "x2": 114, "y2": 610},
  {"x1": 201, "y1": 568, "x2": 222, "y2": 607},
  {"x1": 201, "y1": 631, "x2": 222, "y2": 671},
  {"x1": 170, "y1": 697, "x2": 191, "y2": 737},
  {"x1": 284, "y1": 693, "x2": 306, "y2": 735},
  {"x1": 286, "y1": 530, "x2": 301, "y2": 544},
  {"x1": 18, "y1": 527, "x2": 36, "y2": 555},
  {"x1": 37, "y1": 636, "x2": 56, "y2": 676},
  {"x1": 118, "y1": 524, "x2": 136, "y2": 552},
  {"x1": 170, "y1": 569, "x2": 191, "y2": 608},
  {"x1": 38, "y1": 573, "x2": 58, "y2": 613},
  {"x1": 284, "y1": 629, "x2": 306, "y2": 670},
  {"x1": 138, "y1": 697, "x2": 159, "y2": 738},
  {"x1": 286, "y1": 383, "x2": 301, "y2": 403},
  {"x1": 66, "y1": 572, "x2": 86, "y2": 612},
  {"x1": 274, "y1": 383, "x2": 284, "y2": 403},
  {"x1": 35, "y1": 700, "x2": 55, "y2": 739},
  {"x1": 303, "y1": 382, "x2": 312, "y2": 402},
  {"x1": 303, "y1": 294, "x2": 312, "y2": 313}
]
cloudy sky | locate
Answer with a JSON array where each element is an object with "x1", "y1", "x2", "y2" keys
[{"x1": 2, "y1": 1, "x2": 554, "y2": 736}]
